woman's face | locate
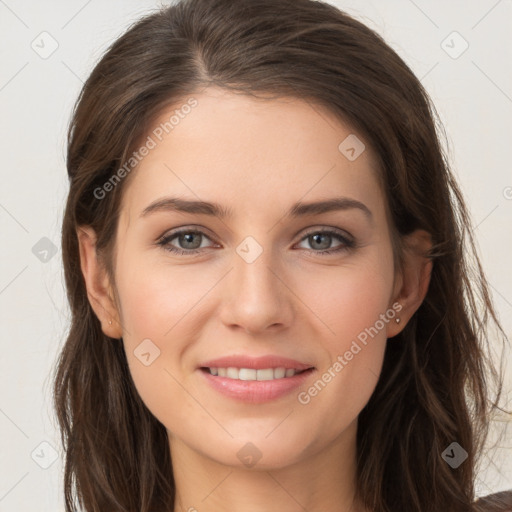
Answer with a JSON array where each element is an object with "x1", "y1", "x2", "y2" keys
[{"x1": 111, "y1": 86, "x2": 400, "y2": 469}]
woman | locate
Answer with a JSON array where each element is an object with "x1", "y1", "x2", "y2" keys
[{"x1": 52, "y1": 0, "x2": 511, "y2": 510}]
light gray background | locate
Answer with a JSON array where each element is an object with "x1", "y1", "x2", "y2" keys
[{"x1": 0, "y1": 0, "x2": 511, "y2": 510}]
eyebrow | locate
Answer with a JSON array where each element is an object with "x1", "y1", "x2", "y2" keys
[{"x1": 140, "y1": 196, "x2": 372, "y2": 221}]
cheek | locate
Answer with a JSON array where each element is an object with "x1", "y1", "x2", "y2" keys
[
  {"x1": 295, "y1": 252, "x2": 394, "y2": 415},
  {"x1": 116, "y1": 252, "x2": 217, "y2": 341},
  {"x1": 116, "y1": 293, "x2": 191, "y2": 430},
  {"x1": 113, "y1": 254, "x2": 222, "y2": 423},
  {"x1": 304, "y1": 251, "x2": 394, "y2": 349}
]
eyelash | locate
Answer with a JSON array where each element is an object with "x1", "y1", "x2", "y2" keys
[{"x1": 156, "y1": 227, "x2": 356, "y2": 256}]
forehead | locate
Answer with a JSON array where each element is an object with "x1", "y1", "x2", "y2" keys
[{"x1": 120, "y1": 86, "x2": 384, "y2": 223}]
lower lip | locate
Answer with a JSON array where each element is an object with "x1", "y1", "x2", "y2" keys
[{"x1": 198, "y1": 368, "x2": 315, "y2": 404}]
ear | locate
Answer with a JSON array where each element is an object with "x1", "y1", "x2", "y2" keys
[
  {"x1": 76, "y1": 225, "x2": 123, "y2": 339},
  {"x1": 386, "y1": 229, "x2": 433, "y2": 339}
]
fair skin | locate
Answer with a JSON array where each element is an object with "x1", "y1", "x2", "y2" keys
[{"x1": 77, "y1": 86, "x2": 432, "y2": 512}]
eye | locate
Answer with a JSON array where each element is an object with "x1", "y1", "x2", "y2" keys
[
  {"x1": 295, "y1": 228, "x2": 355, "y2": 255},
  {"x1": 156, "y1": 227, "x2": 356, "y2": 256},
  {"x1": 157, "y1": 229, "x2": 216, "y2": 255}
]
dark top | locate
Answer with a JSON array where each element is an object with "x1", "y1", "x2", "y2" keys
[{"x1": 474, "y1": 490, "x2": 512, "y2": 511}]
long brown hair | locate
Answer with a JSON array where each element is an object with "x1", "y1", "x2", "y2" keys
[{"x1": 52, "y1": 0, "x2": 509, "y2": 510}]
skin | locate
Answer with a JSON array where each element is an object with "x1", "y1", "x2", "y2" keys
[{"x1": 78, "y1": 86, "x2": 432, "y2": 512}]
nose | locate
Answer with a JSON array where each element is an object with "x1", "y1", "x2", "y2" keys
[{"x1": 219, "y1": 245, "x2": 294, "y2": 335}]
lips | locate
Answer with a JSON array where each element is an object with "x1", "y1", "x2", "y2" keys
[
  {"x1": 197, "y1": 354, "x2": 316, "y2": 403},
  {"x1": 199, "y1": 365, "x2": 315, "y2": 403},
  {"x1": 198, "y1": 354, "x2": 314, "y2": 372}
]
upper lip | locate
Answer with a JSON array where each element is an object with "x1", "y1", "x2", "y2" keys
[{"x1": 199, "y1": 355, "x2": 315, "y2": 371}]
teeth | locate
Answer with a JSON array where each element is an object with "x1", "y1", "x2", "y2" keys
[{"x1": 207, "y1": 366, "x2": 304, "y2": 380}]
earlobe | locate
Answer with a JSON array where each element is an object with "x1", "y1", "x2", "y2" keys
[
  {"x1": 76, "y1": 225, "x2": 122, "y2": 339},
  {"x1": 387, "y1": 229, "x2": 433, "y2": 339}
]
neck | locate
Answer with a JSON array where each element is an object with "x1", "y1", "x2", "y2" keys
[{"x1": 170, "y1": 419, "x2": 366, "y2": 512}]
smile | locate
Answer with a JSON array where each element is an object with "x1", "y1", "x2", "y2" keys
[
  {"x1": 198, "y1": 367, "x2": 315, "y2": 403},
  {"x1": 202, "y1": 367, "x2": 310, "y2": 380}
]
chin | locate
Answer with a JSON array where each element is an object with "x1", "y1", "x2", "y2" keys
[{"x1": 199, "y1": 431, "x2": 314, "y2": 470}]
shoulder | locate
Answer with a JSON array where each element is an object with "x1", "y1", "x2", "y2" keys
[{"x1": 474, "y1": 490, "x2": 512, "y2": 511}]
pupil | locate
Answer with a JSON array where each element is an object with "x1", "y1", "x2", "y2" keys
[
  {"x1": 312, "y1": 233, "x2": 330, "y2": 250},
  {"x1": 182, "y1": 233, "x2": 200, "y2": 249}
]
